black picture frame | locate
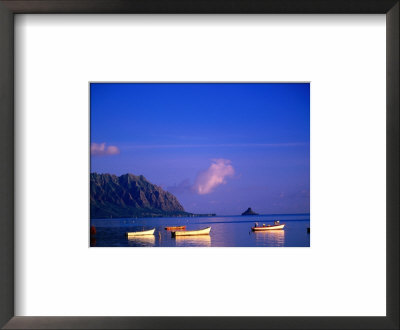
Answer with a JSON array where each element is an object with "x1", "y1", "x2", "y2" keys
[{"x1": 0, "y1": 1, "x2": 398, "y2": 329}]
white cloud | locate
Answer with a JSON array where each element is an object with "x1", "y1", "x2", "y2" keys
[
  {"x1": 193, "y1": 159, "x2": 234, "y2": 195},
  {"x1": 90, "y1": 142, "x2": 120, "y2": 156}
]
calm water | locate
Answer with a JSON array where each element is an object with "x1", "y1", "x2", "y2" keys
[{"x1": 90, "y1": 214, "x2": 310, "y2": 247}]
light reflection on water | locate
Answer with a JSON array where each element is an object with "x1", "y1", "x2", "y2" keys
[
  {"x1": 254, "y1": 230, "x2": 285, "y2": 247},
  {"x1": 90, "y1": 214, "x2": 310, "y2": 247},
  {"x1": 174, "y1": 235, "x2": 211, "y2": 247},
  {"x1": 127, "y1": 235, "x2": 155, "y2": 247}
]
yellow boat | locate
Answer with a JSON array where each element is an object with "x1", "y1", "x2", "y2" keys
[
  {"x1": 171, "y1": 227, "x2": 211, "y2": 237},
  {"x1": 126, "y1": 228, "x2": 155, "y2": 237}
]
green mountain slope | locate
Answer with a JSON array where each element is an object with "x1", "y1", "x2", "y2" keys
[{"x1": 90, "y1": 173, "x2": 189, "y2": 219}]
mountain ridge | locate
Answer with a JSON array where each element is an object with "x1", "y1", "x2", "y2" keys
[{"x1": 90, "y1": 172, "x2": 190, "y2": 219}]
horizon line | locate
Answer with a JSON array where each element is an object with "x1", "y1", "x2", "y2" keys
[{"x1": 120, "y1": 142, "x2": 309, "y2": 150}]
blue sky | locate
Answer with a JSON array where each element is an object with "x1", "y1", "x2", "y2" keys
[{"x1": 91, "y1": 83, "x2": 310, "y2": 215}]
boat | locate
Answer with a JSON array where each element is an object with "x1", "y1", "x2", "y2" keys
[
  {"x1": 251, "y1": 220, "x2": 285, "y2": 231},
  {"x1": 165, "y1": 225, "x2": 186, "y2": 231},
  {"x1": 171, "y1": 227, "x2": 211, "y2": 237},
  {"x1": 126, "y1": 228, "x2": 155, "y2": 237},
  {"x1": 252, "y1": 224, "x2": 285, "y2": 231}
]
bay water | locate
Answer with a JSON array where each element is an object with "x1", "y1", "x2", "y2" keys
[{"x1": 90, "y1": 214, "x2": 310, "y2": 247}]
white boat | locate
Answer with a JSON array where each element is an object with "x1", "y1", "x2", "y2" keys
[
  {"x1": 171, "y1": 227, "x2": 211, "y2": 237},
  {"x1": 252, "y1": 220, "x2": 285, "y2": 231},
  {"x1": 252, "y1": 224, "x2": 285, "y2": 231},
  {"x1": 126, "y1": 228, "x2": 155, "y2": 237}
]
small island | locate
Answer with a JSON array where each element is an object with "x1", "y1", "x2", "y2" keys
[{"x1": 241, "y1": 207, "x2": 259, "y2": 216}]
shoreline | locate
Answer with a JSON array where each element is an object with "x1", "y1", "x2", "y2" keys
[{"x1": 90, "y1": 212, "x2": 310, "y2": 220}]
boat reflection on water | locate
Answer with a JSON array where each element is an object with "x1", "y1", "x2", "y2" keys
[
  {"x1": 254, "y1": 229, "x2": 285, "y2": 247},
  {"x1": 174, "y1": 235, "x2": 211, "y2": 247},
  {"x1": 127, "y1": 235, "x2": 155, "y2": 247}
]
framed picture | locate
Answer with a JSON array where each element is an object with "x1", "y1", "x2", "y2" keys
[{"x1": 0, "y1": 1, "x2": 398, "y2": 329}]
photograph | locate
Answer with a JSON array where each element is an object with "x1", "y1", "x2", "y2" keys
[{"x1": 90, "y1": 83, "x2": 310, "y2": 247}]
